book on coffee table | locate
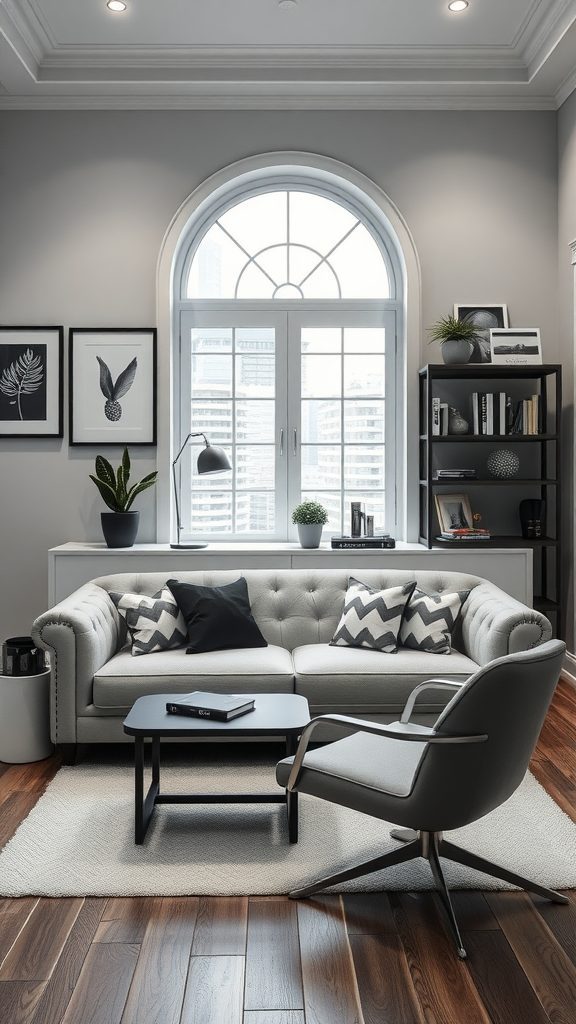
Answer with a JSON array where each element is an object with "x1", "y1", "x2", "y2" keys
[{"x1": 166, "y1": 691, "x2": 255, "y2": 722}]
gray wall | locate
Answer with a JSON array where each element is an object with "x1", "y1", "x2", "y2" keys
[{"x1": 0, "y1": 110, "x2": 563, "y2": 640}]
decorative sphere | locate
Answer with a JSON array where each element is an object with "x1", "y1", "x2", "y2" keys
[{"x1": 487, "y1": 449, "x2": 520, "y2": 478}]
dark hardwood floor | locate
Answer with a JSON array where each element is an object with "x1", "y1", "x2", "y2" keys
[{"x1": 0, "y1": 679, "x2": 575, "y2": 1024}]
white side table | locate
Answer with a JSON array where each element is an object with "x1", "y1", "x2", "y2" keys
[{"x1": 0, "y1": 669, "x2": 54, "y2": 763}]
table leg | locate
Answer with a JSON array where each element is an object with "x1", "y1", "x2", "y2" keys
[{"x1": 134, "y1": 736, "x2": 161, "y2": 845}]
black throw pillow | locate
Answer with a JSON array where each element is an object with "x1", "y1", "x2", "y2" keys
[{"x1": 166, "y1": 577, "x2": 268, "y2": 654}]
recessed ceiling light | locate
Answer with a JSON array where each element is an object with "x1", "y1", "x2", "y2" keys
[
  {"x1": 279, "y1": 0, "x2": 298, "y2": 9},
  {"x1": 107, "y1": 1, "x2": 127, "y2": 11},
  {"x1": 448, "y1": 1, "x2": 468, "y2": 10}
]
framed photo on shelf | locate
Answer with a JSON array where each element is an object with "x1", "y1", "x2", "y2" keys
[
  {"x1": 435, "y1": 492, "x2": 474, "y2": 533},
  {"x1": 0, "y1": 326, "x2": 64, "y2": 438},
  {"x1": 489, "y1": 328, "x2": 542, "y2": 365},
  {"x1": 69, "y1": 328, "x2": 157, "y2": 445},
  {"x1": 453, "y1": 304, "x2": 509, "y2": 364}
]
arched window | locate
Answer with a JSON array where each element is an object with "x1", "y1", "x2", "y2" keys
[{"x1": 173, "y1": 176, "x2": 402, "y2": 543}]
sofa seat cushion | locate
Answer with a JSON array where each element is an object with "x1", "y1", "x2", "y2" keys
[
  {"x1": 292, "y1": 643, "x2": 478, "y2": 714},
  {"x1": 93, "y1": 644, "x2": 294, "y2": 710}
]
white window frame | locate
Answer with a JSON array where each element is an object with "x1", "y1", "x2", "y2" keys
[{"x1": 157, "y1": 154, "x2": 420, "y2": 546}]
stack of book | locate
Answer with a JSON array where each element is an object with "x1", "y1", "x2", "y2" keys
[
  {"x1": 331, "y1": 534, "x2": 396, "y2": 549},
  {"x1": 437, "y1": 528, "x2": 491, "y2": 542},
  {"x1": 434, "y1": 469, "x2": 477, "y2": 480},
  {"x1": 431, "y1": 397, "x2": 449, "y2": 435},
  {"x1": 509, "y1": 395, "x2": 540, "y2": 435}
]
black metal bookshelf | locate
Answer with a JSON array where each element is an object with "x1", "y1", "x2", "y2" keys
[{"x1": 419, "y1": 364, "x2": 562, "y2": 636}]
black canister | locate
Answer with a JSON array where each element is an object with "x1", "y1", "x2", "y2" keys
[{"x1": 1, "y1": 636, "x2": 46, "y2": 676}]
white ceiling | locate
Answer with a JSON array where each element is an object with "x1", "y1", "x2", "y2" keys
[{"x1": 1, "y1": 0, "x2": 576, "y2": 109}]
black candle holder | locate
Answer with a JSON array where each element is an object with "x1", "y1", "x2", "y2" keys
[{"x1": 519, "y1": 499, "x2": 546, "y2": 539}]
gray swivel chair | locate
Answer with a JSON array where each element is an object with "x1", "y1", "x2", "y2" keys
[{"x1": 276, "y1": 639, "x2": 568, "y2": 958}]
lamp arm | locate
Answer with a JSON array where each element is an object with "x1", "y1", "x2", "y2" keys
[{"x1": 171, "y1": 432, "x2": 208, "y2": 540}]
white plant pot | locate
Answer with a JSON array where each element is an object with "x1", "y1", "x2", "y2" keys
[{"x1": 297, "y1": 523, "x2": 323, "y2": 548}]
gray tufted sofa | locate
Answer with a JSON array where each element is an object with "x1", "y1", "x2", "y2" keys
[{"x1": 31, "y1": 567, "x2": 552, "y2": 758}]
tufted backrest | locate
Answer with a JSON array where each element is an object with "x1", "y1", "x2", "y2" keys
[{"x1": 92, "y1": 568, "x2": 486, "y2": 653}]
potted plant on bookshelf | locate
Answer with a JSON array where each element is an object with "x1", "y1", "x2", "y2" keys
[
  {"x1": 428, "y1": 315, "x2": 480, "y2": 365},
  {"x1": 291, "y1": 500, "x2": 328, "y2": 548},
  {"x1": 90, "y1": 447, "x2": 158, "y2": 548}
]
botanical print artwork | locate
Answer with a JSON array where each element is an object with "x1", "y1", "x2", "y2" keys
[
  {"x1": 96, "y1": 355, "x2": 137, "y2": 422},
  {"x1": 0, "y1": 345, "x2": 47, "y2": 421}
]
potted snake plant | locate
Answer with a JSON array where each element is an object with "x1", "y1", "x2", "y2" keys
[{"x1": 90, "y1": 447, "x2": 158, "y2": 548}]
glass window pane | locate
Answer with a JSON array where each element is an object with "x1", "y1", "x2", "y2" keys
[
  {"x1": 191, "y1": 328, "x2": 232, "y2": 352},
  {"x1": 302, "y1": 354, "x2": 341, "y2": 397},
  {"x1": 344, "y1": 354, "x2": 384, "y2": 397},
  {"x1": 191, "y1": 492, "x2": 233, "y2": 533},
  {"x1": 289, "y1": 192, "x2": 358, "y2": 253},
  {"x1": 330, "y1": 227, "x2": 390, "y2": 298},
  {"x1": 236, "y1": 328, "x2": 275, "y2": 352},
  {"x1": 236, "y1": 493, "x2": 276, "y2": 533},
  {"x1": 300, "y1": 262, "x2": 340, "y2": 298},
  {"x1": 236, "y1": 262, "x2": 275, "y2": 298},
  {"x1": 302, "y1": 400, "x2": 341, "y2": 442},
  {"x1": 344, "y1": 328, "x2": 385, "y2": 353},
  {"x1": 301, "y1": 328, "x2": 341, "y2": 353},
  {"x1": 288, "y1": 245, "x2": 324, "y2": 286},
  {"x1": 236, "y1": 401, "x2": 275, "y2": 442},
  {"x1": 187, "y1": 225, "x2": 248, "y2": 298},
  {"x1": 344, "y1": 446, "x2": 385, "y2": 489},
  {"x1": 192, "y1": 354, "x2": 232, "y2": 397},
  {"x1": 253, "y1": 246, "x2": 288, "y2": 285},
  {"x1": 191, "y1": 408, "x2": 233, "y2": 445},
  {"x1": 301, "y1": 446, "x2": 341, "y2": 489},
  {"x1": 235, "y1": 353, "x2": 275, "y2": 397},
  {"x1": 344, "y1": 400, "x2": 385, "y2": 443},
  {"x1": 236, "y1": 445, "x2": 275, "y2": 489},
  {"x1": 218, "y1": 193, "x2": 287, "y2": 254}
]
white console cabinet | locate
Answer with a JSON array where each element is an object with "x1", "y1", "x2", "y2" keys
[{"x1": 49, "y1": 541, "x2": 533, "y2": 607}]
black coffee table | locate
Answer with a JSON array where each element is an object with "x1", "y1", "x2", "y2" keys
[{"x1": 123, "y1": 692, "x2": 310, "y2": 845}]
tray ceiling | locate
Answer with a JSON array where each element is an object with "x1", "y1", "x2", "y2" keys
[{"x1": 1, "y1": 0, "x2": 575, "y2": 109}]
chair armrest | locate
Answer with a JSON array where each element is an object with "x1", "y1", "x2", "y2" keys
[
  {"x1": 286, "y1": 713, "x2": 487, "y2": 792},
  {"x1": 400, "y1": 679, "x2": 465, "y2": 723}
]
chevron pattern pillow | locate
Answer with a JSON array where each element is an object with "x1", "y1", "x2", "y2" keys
[
  {"x1": 330, "y1": 578, "x2": 417, "y2": 653},
  {"x1": 399, "y1": 588, "x2": 470, "y2": 655},
  {"x1": 110, "y1": 587, "x2": 188, "y2": 656}
]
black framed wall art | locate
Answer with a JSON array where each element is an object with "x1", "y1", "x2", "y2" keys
[
  {"x1": 0, "y1": 326, "x2": 64, "y2": 438},
  {"x1": 69, "y1": 328, "x2": 157, "y2": 445}
]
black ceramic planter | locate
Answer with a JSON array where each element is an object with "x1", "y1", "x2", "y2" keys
[{"x1": 101, "y1": 511, "x2": 140, "y2": 548}]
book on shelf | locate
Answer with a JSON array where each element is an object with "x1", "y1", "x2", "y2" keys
[
  {"x1": 434, "y1": 469, "x2": 477, "y2": 480},
  {"x1": 331, "y1": 535, "x2": 395, "y2": 549},
  {"x1": 438, "y1": 529, "x2": 491, "y2": 542},
  {"x1": 166, "y1": 691, "x2": 255, "y2": 721},
  {"x1": 432, "y1": 396, "x2": 441, "y2": 435},
  {"x1": 470, "y1": 392, "x2": 510, "y2": 435}
]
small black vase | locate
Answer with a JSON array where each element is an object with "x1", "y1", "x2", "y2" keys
[
  {"x1": 519, "y1": 500, "x2": 546, "y2": 539},
  {"x1": 101, "y1": 511, "x2": 140, "y2": 548}
]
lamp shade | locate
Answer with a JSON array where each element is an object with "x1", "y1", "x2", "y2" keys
[{"x1": 197, "y1": 444, "x2": 232, "y2": 475}]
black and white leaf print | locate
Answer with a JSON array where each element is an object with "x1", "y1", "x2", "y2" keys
[
  {"x1": 0, "y1": 348, "x2": 44, "y2": 421},
  {"x1": 96, "y1": 355, "x2": 138, "y2": 422}
]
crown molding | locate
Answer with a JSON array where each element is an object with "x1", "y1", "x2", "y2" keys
[{"x1": 0, "y1": 89, "x2": 557, "y2": 112}]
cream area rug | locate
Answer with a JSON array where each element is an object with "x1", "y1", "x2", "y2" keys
[{"x1": 0, "y1": 749, "x2": 575, "y2": 898}]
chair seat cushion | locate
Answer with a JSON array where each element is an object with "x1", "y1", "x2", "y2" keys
[
  {"x1": 276, "y1": 727, "x2": 429, "y2": 801},
  {"x1": 93, "y1": 644, "x2": 294, "y2": 709},
  {"x1": 293, "y1": 643, "x2": 478, "y2": 713}
]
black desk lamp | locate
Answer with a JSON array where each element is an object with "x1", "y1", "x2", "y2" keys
[{"x1": 170, "y1": 432, "x2": 232, "y2": 549}]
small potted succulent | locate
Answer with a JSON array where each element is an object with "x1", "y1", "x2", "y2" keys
[
  {"x1": 90, "y1": 447, "x2": 158, "y2": 548},
  {"x1": 291, "y1": 499, "x2": 329, "y2": 549},
  {"x1": 428, "y1": 315, "x2": 480, "y2": 365}
]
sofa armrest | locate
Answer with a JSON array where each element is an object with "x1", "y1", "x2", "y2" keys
[
  {"x1": 31, "y1": 582, "x2": 121, "y2": 744},
  {"x1": 460, "y1": 582, "x2": 552, "y2": 665}
]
